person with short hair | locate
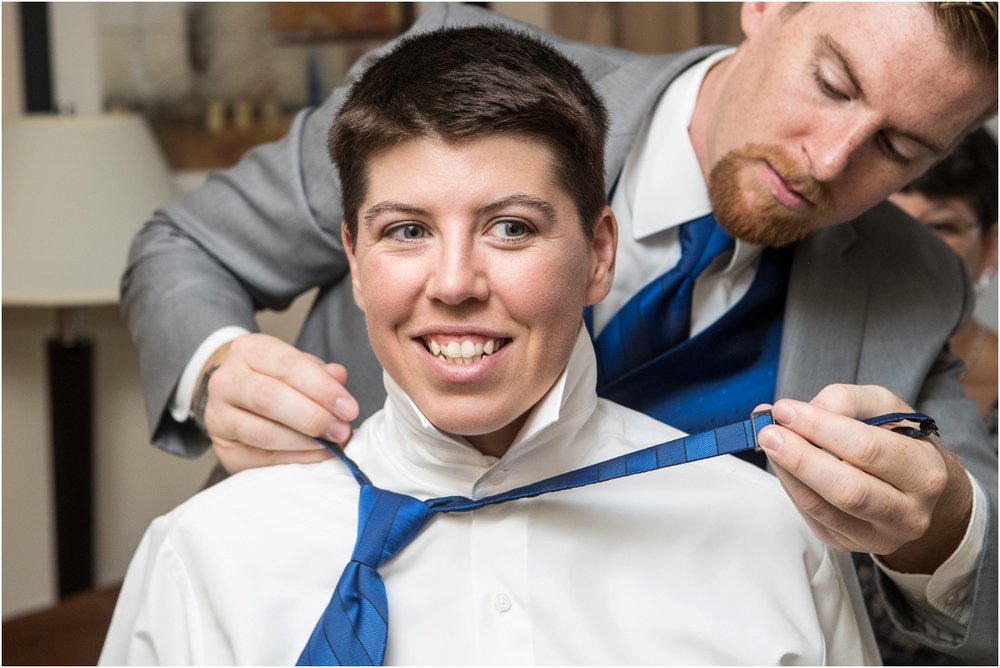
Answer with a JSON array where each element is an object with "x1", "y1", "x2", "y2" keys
[
  {"x1": 121, "y1": 3, "x2": 999, "y2": 662},
  {"x1": 100, "y1": 26, "x2": 876, "y2": 665}
]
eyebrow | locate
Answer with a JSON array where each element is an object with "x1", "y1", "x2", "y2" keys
[
  {"x1": 476, "y1": 194, "x2": 557, "y2": 224},
  {"x1": 819, "y1": 34, "x2": 946, "y2": 156},
  {"x1": 362, "y1": 194, "x2": 559, "y2": 228},
  {"x1": 363, "y1": 201, "x2": 428, "y2": 228}
]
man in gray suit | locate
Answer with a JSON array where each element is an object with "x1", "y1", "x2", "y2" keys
[{"x1": 122, "y1": 2, "x2": 997, "y2": 663}]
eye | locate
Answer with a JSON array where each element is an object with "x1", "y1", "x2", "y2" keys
[
  {"x1": 488, "y1": 219, "x2": 533, "y2": 241},
  {"x1": 875, "y1": 132, "x2": 912, "y2": 166},
  {"x1": 384, "y1": 223, "x2": 428, "y2": 242},
  {"x1": 812, "y1": 64, "x2": 850, "y2": 102},
  {"x1": 926, "y1": 220, "x2": 976, "y2": 237}
]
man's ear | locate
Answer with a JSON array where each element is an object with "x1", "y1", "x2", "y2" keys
[
  {"x1": 342, "y1": 222, "x2": 366, "y2": 312},
  {"x1": 740, "y1": 2, "x2": 789, "y2": 39},
  {"x1": 585, "y1": 206, "x2": 617, "y2": 306}
]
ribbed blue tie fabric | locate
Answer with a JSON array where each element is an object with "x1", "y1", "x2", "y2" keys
[
  {"x1": 594, "y1": 213, "x2": 734, "y2": 384},
  {"x1": 295, "y1": 411, "x2": 936, "y2": 665}
]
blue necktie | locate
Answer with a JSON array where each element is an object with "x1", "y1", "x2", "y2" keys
[
  {"x1": 296, "y1": 411, "x2": 936, "y2": 665},
  {"x1": 594, "y1": 213, "x2": 734, "y2": 385}
]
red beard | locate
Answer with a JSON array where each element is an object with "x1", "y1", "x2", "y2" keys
[{"x1": 708, "y1": 143, "x2": 833, "y2": 247}]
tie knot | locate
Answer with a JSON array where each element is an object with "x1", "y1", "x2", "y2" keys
[
  {"x1": 353, "y1": 486, "x2": 433, "y2": 568},
  {"x1": 678, "y1": 214, "x2": 733, "y2": 278}
]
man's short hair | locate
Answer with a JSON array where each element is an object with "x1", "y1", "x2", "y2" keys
[
  {"x1": 329, "y1": 25, "x2": 610, "y2": 244},
  {"x1": 929, "y1": 2, "x2": 998, "y2": 65},
  {"x1": 902, "y1": 126, "x2": 999, "y2": 231}
]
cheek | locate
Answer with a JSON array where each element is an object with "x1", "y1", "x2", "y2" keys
[
  {"x1": 957, "y1": 240, "x2": 983, "y2": 274},
  {"x1": 501, "y1": 248, "x2": 590, "y2": 332},
  {"x1": 357, "y1": 255, "x2": 422, "y2": 327}
]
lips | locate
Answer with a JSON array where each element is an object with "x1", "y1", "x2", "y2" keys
[
  {"x1": 422, "y1": 336, "x2": 508, "y2": 365},
  {"x1": 762, "y1": 160, "x2": 816, "y2": 212}
]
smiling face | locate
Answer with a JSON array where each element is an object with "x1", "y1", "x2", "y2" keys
[
  {"x1": 691, "y1": 2, "x2": 997, "y2": 247},
  {"x1": 344, "y1": 134, "x2": 616, "y2": 457}
]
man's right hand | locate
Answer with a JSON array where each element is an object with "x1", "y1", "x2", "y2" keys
[{"x1": 193, "y1": 334, "x2": 360, "y2": 474}]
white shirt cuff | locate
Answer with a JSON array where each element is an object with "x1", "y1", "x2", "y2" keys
[
  {"x1": 875, "y1": 469, "x2": 987, "y2": 625},
  {"x1": 169, "y1": 327, "x2": 250, "y2": 423}
]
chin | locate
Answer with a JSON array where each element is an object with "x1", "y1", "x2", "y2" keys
[
  {"x1": 424, "y1": 406, "x2": 515, "y2": 439},
  {"x1": 717, "y1": 212, "x2": 811, "y2": 248}
]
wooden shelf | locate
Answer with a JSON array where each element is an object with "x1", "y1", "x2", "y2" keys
[{"x1": 152, "y1": 117, "x2": 293, "y2": 171}]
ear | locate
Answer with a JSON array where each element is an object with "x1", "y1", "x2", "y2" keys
[
  {"x1": 342, "y1": 222, "x2": 366, "y2": 313},
  {"x1": 584, "y1": 206, "x2": 618, "y2": 306},
  {"x1": 740, "y1": 2, "x2": 789, "y2": 39}
]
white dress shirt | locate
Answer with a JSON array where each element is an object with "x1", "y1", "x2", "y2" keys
[
  {"x1": 168, "y1": 46, "x2": 982, "y2": 641},
  {"x1": 104, "y1": 329, "x2": 876, "y2": 665}
]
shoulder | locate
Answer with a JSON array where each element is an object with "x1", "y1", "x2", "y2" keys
[
  {"x1": 804, "y1": 201, "x2": 971, "y2": 316},
  {"x1": 593, "y1": 397, "x2": 688, "y2": 447},
  {"x1": 153, "y1": 460, "x2": 360, "y2": 556},
  {"x1": 419, "y1": 3, "x2": 712, "y2": 97},
  {"x1": 852, "y1": 202, "x2": 968, "y2": 285}
]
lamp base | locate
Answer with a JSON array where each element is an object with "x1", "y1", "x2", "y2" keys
[{"x1": 46, "y1": 331, "x2": 94, "y2": 599}]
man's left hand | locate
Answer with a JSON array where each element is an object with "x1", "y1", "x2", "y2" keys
[{"x1": 756, "y1": 384, "x2": 974, "y2": 573}]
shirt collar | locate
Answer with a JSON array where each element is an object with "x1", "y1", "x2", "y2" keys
[
  {"x1": 625, "y1": 48, "x2": 734, "y2": 240},
  {"x1": 364, "y1": 326, "x2": 600, "y2": 499},
  {"x1": 619, "y1": 47, "x2": 762, "y2": 277}
]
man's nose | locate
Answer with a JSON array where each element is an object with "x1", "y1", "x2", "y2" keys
[
  {"x1": 426, "y1": 237, "x2": 489, "y2": 305},
  {"x1": 806, "y1": 116, "x2": 877, "y2": 182}
]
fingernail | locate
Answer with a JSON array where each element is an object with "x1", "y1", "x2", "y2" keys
[
  {"x1": 333, "y1": 397, "x2": 359, "y2": 421},
  {"x1": 757, "y1": 426, "x2": 782, "y2": 453},
  {"x1": 771, "y1": 401, "x2": 796, "y2": 425},
  {"x1": 326, "y1": 423, "x2": 351, "y2": 444}
]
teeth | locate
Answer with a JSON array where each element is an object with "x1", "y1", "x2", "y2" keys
[{"x1": 426, "y1": 337, "x2": 505, "y2": 364}]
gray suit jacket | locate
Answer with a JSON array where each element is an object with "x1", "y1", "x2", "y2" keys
[{"x1": 121, "y1": 3, "x2": 996, "y2": 662}]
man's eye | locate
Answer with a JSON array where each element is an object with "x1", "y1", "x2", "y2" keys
[
  {"x1": 812, "y1": 65, "x2": 849, "y2": 102},
  {"x1": 490, "y1": 219, "x2": 531, "y2": 240},
  {"x1": 876, "y1": 133, "x2": 912, "y2": 166},
  {"x1": 386, "y1": 223, "x2": 427, "y2": 241}
]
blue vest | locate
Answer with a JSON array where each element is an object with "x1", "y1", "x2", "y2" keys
[{"x1": 593, "y1": 244, "x2": 793, "y2": 435}]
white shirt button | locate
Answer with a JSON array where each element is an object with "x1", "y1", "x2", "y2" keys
[
  {"x1": 490, "y1": 469, "x2": 507, "y2": 485},
  {"x1": 493, "y1": 592, "x2": 512, "y2": 613}
]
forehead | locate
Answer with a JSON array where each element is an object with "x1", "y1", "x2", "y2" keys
[
  {"x1": 792, "y1": 3, "x2": 996, "y2": 148},
  {"x1": 362, "y1": 135, "x2": 567, "y2": 207}
]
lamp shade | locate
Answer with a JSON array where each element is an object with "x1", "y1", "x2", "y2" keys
[{"x1": 3, "y1": 113, "x2": 176, "y2": 306}]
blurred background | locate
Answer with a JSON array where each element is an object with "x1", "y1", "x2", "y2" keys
[{"x1": 2, "y1": 2, "x2": 995, "y2": 663}]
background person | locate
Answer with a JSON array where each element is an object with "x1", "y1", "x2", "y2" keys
[{"x1": 890, "y1": 127, "x2": 998, "y2": 438}]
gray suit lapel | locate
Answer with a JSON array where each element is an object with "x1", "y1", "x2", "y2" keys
[{"x1": 776, "y1": 222, "x2": 869, "y2": 401}]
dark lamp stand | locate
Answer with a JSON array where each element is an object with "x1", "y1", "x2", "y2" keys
[{"x1": 46, "y1": 307, "x2": 94, "y2": 598}]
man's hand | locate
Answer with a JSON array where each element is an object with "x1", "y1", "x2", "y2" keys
[
  {"x1": 756, "y1": 384, "x2": 974, "y2": 574},
  {"x1": 193, "y1": 334, "x2": 360, "y2": 474}
]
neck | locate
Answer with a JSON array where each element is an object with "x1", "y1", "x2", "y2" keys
[
  {"x1": 688, "y1": 50, "x2": 737, "y2": 182},
  {"x1": 950, "y1": 319, "x2": 998, "y2": 416},
  {"x1": 456, "y1": 413, "x2": 530, "y2": 459},
  {"x1": 951, "y1": 319, "x2": 985, "y2": 360}
]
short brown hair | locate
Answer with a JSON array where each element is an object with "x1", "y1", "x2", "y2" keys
[
  {"x1": 329, "y1": 26, "x2": 610, "y2": 244},
  {"x1": 928, "y1": 2, "x2": 998, "y2": 65}
]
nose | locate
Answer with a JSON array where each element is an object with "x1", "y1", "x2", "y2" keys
[
  {"x1": 804, "y1": 115, "x2": 877, "y2": 183},
  {"x1": 425, "y1": 235, "x2": 489, "y2": 305}
]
